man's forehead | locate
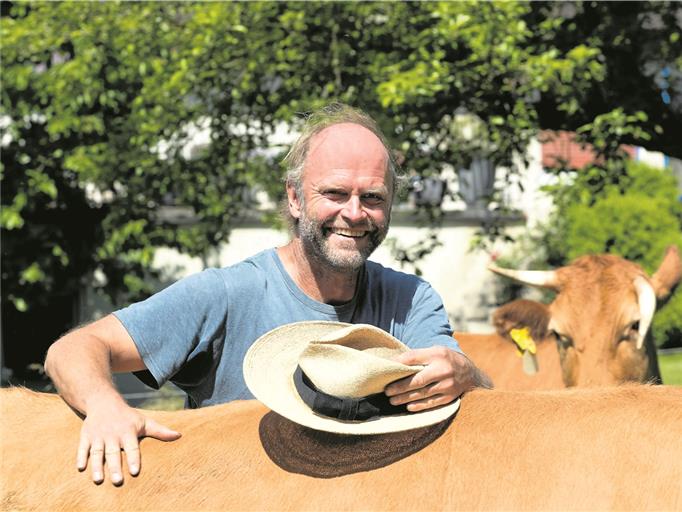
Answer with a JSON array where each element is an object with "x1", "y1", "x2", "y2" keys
[
  {"x1": 313, "y1": 173, "x2": 389, "y2": 191},
  {"x1": 308, "y1": 123, "x2": 387, "y2": 160}
]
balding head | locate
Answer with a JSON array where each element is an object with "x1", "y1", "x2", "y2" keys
[
  {"x1": 305, "y1": 123, "x2": 390, "y2": 185},
  {"x1": 282, "y1": 104, "x2": 403, "y2": 232},
  {"x1": 284, "y1": 103, "x2": 402, "y2": 193}
]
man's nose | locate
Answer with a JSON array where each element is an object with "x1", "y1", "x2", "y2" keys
[{"x1": 341, "y1": 195, "x2": 366, "y2": 223}]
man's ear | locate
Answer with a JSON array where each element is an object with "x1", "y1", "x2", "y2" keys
[{"x1": 286, "y1": 182, "x2": 302, "y2": 220}]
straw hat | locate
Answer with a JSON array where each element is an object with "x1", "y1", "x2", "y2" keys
[{"x1": 243, "y1": 321, "x2": 460, "y2": 435}]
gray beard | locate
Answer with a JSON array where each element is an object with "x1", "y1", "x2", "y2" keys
[{"x1": 297, "y1": 211, "x2": 389, "y2": 271}]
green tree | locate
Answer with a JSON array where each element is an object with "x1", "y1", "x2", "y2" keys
[
  {"x1": 377, "y1": 1, "x2": 681, "y2": 195},
  {"x1": 0, "y1": 1, "x2": 429, "y2": 373},
  {"x1": 527, "y1": 1, "x2": 682, "y2": 159},
  {"x1": 1, "y1": 2, "x2": 285, "y2": 372},
  {"x1": 2, "y1": 1, "x2": 680, "y2": 374},
  {"x1": 374, "y1": 0, "x2": 681, "y2": 276}
]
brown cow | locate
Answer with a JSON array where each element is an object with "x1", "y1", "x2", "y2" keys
[
  {"x1": 455, "y1": 246, "x2": 681, "y2": 390},
  {"x1": 2, "y1": 385, "x2": 681, "y2": 511}
]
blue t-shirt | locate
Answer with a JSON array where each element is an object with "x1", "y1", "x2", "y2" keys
[{"x1": 114, "y1": 248, "x2": 460, "y2": 407}]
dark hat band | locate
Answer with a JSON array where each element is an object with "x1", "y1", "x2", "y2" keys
[{"x1": 293, "y1": 366, "x2": 408, "y2": 422}]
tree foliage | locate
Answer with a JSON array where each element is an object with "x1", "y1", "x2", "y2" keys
[
  {"x1": 374, "y1": 1, "x2": 680, "y2": 248},
  {"x1": 2, "y1": 1, "x2": 680, "y2": 370},
  {"x1": 527, "y1": 1, "x2": 682, "y2": 159},
  {"x1": 3, "y1": 3, "x2": 276, "y2": 309},
  {"x1": 1, "y1": 2, "x2": 285, "y2": 370}
]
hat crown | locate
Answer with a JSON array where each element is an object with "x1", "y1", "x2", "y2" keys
[
  {"x1": 243, "y1": 321, "x2": 460, "y2": 435},
  {"x1": 299, "y1": 336, "x2": 421, "y2": 398}
]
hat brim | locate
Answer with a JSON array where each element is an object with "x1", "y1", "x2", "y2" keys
[{"x1": 243, "y1": 321, "x2": 460, "y2": 435}]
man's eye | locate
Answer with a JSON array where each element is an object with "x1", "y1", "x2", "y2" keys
[
  {"x1": 324, "y1": 190, "x2": 346, "y2": 199},
  {"x1": 362, "y1": 194, "x2": 385, "y2": 205}
]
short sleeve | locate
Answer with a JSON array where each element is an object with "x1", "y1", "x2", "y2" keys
[
  {"x1": 400, "y1": 281, "x2": 463, "y2": 353},
  {"x1": 113, "y1": 269, "x2": 229, "y2": 390}
]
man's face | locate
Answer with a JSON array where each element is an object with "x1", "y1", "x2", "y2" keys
[{"x1": 288, "y1": 123, "x2": 392, "y2": 271}]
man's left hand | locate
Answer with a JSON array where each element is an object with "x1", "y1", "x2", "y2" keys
[{"x1": 384, "y1": 346, "x2": 491, "y2": 412}]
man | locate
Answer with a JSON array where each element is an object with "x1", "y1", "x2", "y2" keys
[{"x1": 45, "y1": 103, "x2": 489, "y2": 486}]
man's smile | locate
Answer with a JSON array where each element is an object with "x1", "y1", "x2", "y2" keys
[{"x1": 329, "y1": 227, "x2": 367, "y2": 238}]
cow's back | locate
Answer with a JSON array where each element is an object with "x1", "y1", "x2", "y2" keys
[
  {"x1": 2, "y1": 386, "x2": 681, "y2": 511},
  {"x1": 2, "y1": 388, "x2": 82, "y2": 510},
  {"x1": 456, "y1": 332, "x2": 565, "y2": 390}
]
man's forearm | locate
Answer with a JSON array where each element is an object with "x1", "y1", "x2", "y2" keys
[
  {"x1": 45, "y1": 324, "x2": 180, "y2": 486},
  {"x1": 44, "y1": 332, "x2": 127, "y2": 415},
  {"x1": 458, "y1": 351, "x2": 493, "y2": 390},
  {"x1": 471, "y1": 363, "x2": 494, "y2": 390}
]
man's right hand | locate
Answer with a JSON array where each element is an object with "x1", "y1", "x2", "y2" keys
[
  {"x1": 44, "y1": 314, "x2": 182, "y2": 485},
  {"x1": 45, "y1": 315, "x2": 180, "y2": 485},
  {"x1": 77, "y1": 400, "x2": 181, "y2": 485}
]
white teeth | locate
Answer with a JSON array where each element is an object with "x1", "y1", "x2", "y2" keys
[{"x1": 332, "y1": 228, "x2": 365, "y2": 238}]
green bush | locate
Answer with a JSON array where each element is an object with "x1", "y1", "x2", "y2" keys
[{"x1": 565, "y1": 195, "x2": 681, "y2": 267}]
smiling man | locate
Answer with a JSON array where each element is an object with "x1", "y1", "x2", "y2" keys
[
  {"x1": 279, "y1": 121, "x2": 392, "y2": 301},
  {"x1": 44, "y1": 103, "x2": 489, "y2": 486}
]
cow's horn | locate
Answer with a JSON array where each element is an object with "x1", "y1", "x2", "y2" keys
[
  {"x1": 650, "y1": 245, "x2": 682, "y2": 300},
  {"x1": 633, "y1": 275, "x2": 656, "y2": 350},
  {"x1": 488, "y1": 264, "x2": 560, "y2": 290}
]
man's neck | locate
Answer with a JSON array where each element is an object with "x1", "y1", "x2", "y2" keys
[{"x1": 277, "y1": 241, "x2": 360, "y2": 305}]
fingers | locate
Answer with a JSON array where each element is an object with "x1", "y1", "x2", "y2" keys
[
  {"x1": 89, "y1": 441, "x2": 105, "y2": 484},
  {"x1": 104, "y1": 441, "x2": 123, "y2": 486},
  {"x1": 105, "y1": 420, "x2": 180, "y2": 484},
  {"x1": 385, "y1": 371, "x2": 432, "y2": 397},
  {"x1": 76, "y1": 412, "x2": 180, "y2": 485},
  {"x1": 122, "y1": 435, "x2": 141, "y2": 477},
  {"x1": 388, "y1": 380, "x2": 440, "y2": 403},
  {"x1": 77, "y1": 437, "x2": 123, "y2": 485},
  {"x1": 79, "y1": 437, "x2": 144, "y2": 485},
  {"x1": 76, "y1": 435, "x2": 90, "y2": 472},
  {"x1": 77, "y1": 431, "x2": 109, "y2": 484},
  {"x1": 386, "y1": 349, "x2": 447, "y2": 398},
  {"x1": 385, "y1": 346, "x2": 465, "y2": 411},
  {"x1": 143, "y1": 418, "x2": 182, "y2": 442},
  {"x1": 400, "y1": 393, "x2": 454, "y2": 412},
  {"x1": 387, "y1": 378, "x2": 453, "y2": 411},
  {"x1": 387, "y1": 380, "x2": 456, "y2": 412}
]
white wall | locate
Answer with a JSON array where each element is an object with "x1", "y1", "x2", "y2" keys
[
  {"x1": 80, "y1": 222, "x2": 520, "y2": 334},
  {"x1": 158, "y1": 223, "x2": 524, "y2": 333}
]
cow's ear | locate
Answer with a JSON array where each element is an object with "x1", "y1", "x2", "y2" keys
[
  {"x1": 492, "y1": 299, "x2": 550, "y2": 341},
  {"x1": 650, "y1": 245, "x2": 682, "y2": 300}
]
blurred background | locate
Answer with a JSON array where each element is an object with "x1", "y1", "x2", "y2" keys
[{"x1": 2, "y1": 1, "x2": 681, "y2": 406}]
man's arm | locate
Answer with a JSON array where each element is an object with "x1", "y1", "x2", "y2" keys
[
  {"x1": 44, "y1": 314, "x2": 181, "y2": 485},
  {"x1": 384, "y1": 347, "x2": 492, "y2": 411}
]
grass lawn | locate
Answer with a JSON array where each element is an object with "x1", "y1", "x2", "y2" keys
[{"x1": 659, "y1": 351, "x2": 682, "y2": 386}]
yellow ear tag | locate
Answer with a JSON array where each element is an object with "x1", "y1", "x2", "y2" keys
[{"x1": 509, "y1": 327, "x2": 539, "y2": 375}]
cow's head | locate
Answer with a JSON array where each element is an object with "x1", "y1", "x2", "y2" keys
[{"x1": 489, "y1": 246, "x2": 681, "y2": 387}]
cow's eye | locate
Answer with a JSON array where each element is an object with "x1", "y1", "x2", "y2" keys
[
  {"x1": 551, "y1": 330, "x2": 572, "y2": 348},
  {"x1": 620, "y1": 320, "x2": 640, "y2": 342}
]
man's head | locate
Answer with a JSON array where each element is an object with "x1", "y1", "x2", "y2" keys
[
  {"x1": 282, "y1": 104, "x2": 402, "y2": 271},
  {"x1": 283, "y1": 104, "x2": 401, "y2": 201}
]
